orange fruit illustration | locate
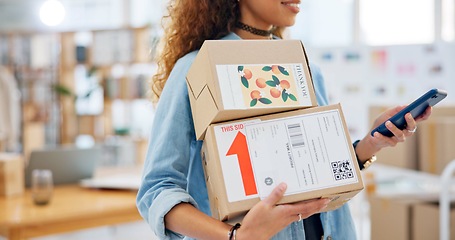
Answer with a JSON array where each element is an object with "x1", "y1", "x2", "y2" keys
[
  {"x1": 270, "y1": 88, "x2": 281, "y2": 98},
  {"x1": 250, "y1": 90, "x2": 261, "y2": 99},
  {"x1": 256, "y1": 78, "x2": 266, "y2": 88},
  {"x1": 244, "y1": 69, "x2": 253, "y2": 79},
  {"x1": 280, "y1": 80, "x2": 290, "y2": 89},
  {"x1": 272, "y1": 65, "x2": 281, "y2": 75}
]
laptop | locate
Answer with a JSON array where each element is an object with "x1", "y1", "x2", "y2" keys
[
  {"x1": 79, "y1": 172, "x2": 141, "y2": 190},
  {"x1": 25, "y1": 146, "x2": 102, "y2": 187}
]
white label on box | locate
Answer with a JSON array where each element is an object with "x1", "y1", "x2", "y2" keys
[
  {"x1": 216, "y1": 64, "x2": 312, "y2": 109},
  {"x1": 214, "y1": 120, "x2": 261, "y2": 202},
  {"x1": 245, "y1": 109, "x2": 358, "y2": 199}
]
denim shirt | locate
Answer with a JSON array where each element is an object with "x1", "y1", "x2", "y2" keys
[{"x1": 136, "y1": 32, "x2": 357, "y2": 240}]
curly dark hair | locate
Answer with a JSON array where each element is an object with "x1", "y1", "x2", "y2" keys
[{"x1": 150, "y1": 0, "x2": 283, "y2": 102}]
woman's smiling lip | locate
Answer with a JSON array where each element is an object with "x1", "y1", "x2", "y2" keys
[{"x1": 281, "y1": 1, "x2": 301, "y2": 14}]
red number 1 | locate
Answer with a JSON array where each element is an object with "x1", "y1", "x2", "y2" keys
[{"x1": 226, "y1": 132, "x2": 257, "y2": 196}]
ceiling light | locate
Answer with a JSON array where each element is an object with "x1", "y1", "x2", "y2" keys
[{"x1": 39, "y1": 0, "x2": 66, "y2": 26}]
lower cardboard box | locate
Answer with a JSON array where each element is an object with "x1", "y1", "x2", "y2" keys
[
  {"x1": 201, "y1": 104, "x2": 364, "y2": 221},
  {"x1": 418, "y1": 117, "x2": 455, "y2": 175},
  {"x1": 370, "y1": 195, "x2": 455, "y2": 240},
  {"x1": 413, "y1": 200, "x2": 455, "y2": 240}
]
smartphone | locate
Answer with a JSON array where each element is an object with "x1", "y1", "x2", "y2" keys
[{"x1": 370, "y1": 88, "x2": 448, "y2": 137}]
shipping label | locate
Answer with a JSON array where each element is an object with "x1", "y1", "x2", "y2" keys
[
  {"x1": 244, "y1": 109, "x2": 358, "y2": 199},
  {"x1": 216, "y1": 64, "x2": 311, "y2": 109}
]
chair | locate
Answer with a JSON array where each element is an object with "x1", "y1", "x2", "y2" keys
[{"x1": 440, "y1": 159, "x2": 455, "y2": 240}]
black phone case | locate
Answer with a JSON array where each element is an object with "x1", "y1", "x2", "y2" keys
[{"x1": 370, "y1": 88, "x2": 448, "y2": 137}]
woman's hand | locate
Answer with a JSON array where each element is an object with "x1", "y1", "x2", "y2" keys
[
  {"x1": 372, "y1": 105, "x2": 431, "y2": 146},
  {"x1": 355, "y1": 105, "x2": 432, "y2": 161},
  {"x1": 236, "y1": 183, "x2": 330, "y2": 240}
]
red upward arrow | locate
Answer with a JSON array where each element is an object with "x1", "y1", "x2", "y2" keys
[{"x1": 226, "y1": 131, "x2": 257, "y2": 196}]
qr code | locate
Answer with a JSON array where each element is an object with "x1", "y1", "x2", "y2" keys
[{"x1": 331, "y1": 160, "x2": 354, "y2": 181}]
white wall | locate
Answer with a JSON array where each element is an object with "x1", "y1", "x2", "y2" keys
[{"x1": 306, "y1": 43, "x2": 455, "y2": 140}]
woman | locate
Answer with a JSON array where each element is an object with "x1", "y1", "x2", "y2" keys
[{"x1": 136, "y1": 0, "x2": 431, "y2": 239}]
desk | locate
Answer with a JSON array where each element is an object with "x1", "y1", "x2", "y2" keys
[
  {"x1": 367, "y1": 163, "x2": 455, "y2": 200},
  {"x1": 0, "y1": 185, "x2": 142, "y2": 240}
]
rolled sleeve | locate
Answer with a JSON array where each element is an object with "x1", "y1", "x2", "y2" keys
[{"x1": 148, "y1": 188, "x2": 199, "y2": 239}]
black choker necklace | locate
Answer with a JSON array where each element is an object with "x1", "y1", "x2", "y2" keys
[{"x1": 236, "y1": 22, "x2": 273, "y2": 37}]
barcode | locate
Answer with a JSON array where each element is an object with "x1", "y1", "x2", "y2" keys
[
  {"x1": 331, "y1": 160, "x2": 354, "y2": 181},
  {"x1": 287, "y1": 123, "x2": 305, "y2": 148}
]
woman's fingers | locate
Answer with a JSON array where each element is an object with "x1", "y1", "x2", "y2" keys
[
  {"x1": 262, "y1": 182, "x2": 287, "y2": 206},
  {"x1": 415, "y1": 106, "x2": 432, "y2": 121},
  {"x1": 384, "y1": 121, "x2": 406, "y2": 143},
  {"x1": 263, "y1": 183, "x2": 330, "y2": 217},
  {"x1": 262, "y1": 183, "x2": 329, "y2": 219},
  {"x1": 403, "y1": 113, "x2": 417, "y2": 136},
  {"x1": 241, "y1": 184, "x2": 331, "y2": 239},
  {"x1": 288, "y1": 198, "x2": 330, "y2": 219}
]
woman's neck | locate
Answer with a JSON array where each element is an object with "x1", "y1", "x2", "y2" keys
[
  {"x1": 234, "y1": 28, "x2": 272, "y2": 40},
  {"x1": 233, "y1": 20, "x2": 274, "y2": 40}
]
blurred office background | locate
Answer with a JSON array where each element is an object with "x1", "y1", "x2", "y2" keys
[{"x1": 0, "y1": 0, "x2": 454, "y2": 239}]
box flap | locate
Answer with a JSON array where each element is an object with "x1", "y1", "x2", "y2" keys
[
  {"x1": 186, "y1": 42, "x2": 211, "y2": 100},
  {"x1": 194, "y1": 86, "x2": 219, "y2": 140}
]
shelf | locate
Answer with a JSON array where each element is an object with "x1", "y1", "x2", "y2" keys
[{"x1": 0, "y1": 26, "x2": 157, "y2": 153}]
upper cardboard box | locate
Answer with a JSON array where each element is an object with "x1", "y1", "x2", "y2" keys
[{"x1": 186, "y1": 40, "x2": 318, "y2": 140}]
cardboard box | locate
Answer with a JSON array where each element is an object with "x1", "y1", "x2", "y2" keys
[
  {"x1": 418, "y1": 117, "x2": 455, "y2": 175},
  {"x1": 187, "y1": 40, "x2": 318, "y2": 140},
  {"x1": 134, "y1": 137, "x2": 148, "y2": 165},
  {"x1": 23, "y1": 122, "x2": 45, "y2": 164},
  {"x1": 432, "y1": 106, "x2": 455, "y2": 118},
  {"x1": 202, "y1": 104, "x2": 363, "y2": 221},
  {"x1": 369, "y1": 196, "x2": 417, "y2": 240},
  {"x1": 413, "y1": 201, "x2": 455, "y2": 240},
  {"x1": 370, "y1": 196, "x2": 455, "y2": 240},
  {"x1": 0, "y1": 153, "x2": 24, "y2": 196}
]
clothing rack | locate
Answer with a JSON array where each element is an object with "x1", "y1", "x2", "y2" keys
[{"x1": 440, "y1": 159, "x2": 455, "y2": 240}]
